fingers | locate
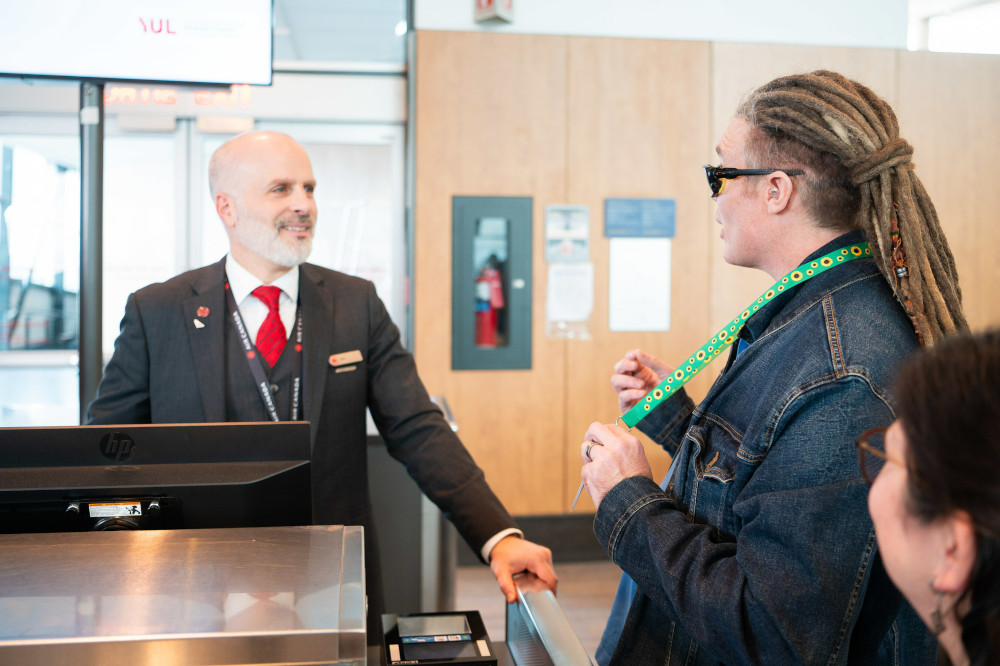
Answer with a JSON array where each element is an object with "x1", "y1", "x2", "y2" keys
[
  {"x1": 612, "y1": 348, "x2": 647, "y2": 375},
  {"x1": 610, "y1": 372, "x2": 647, "y2": 393},
  {"x1": 617, "y1": 388, "x2": 649, "y2": 413},
  {"x1": 581, "y1": 422, "x2": 641, "y2": 469},
  {"x1": 515, "y1": 543, "x2": 557, "y2": 595},
  {"x1": 584, "y1": 421, "x2": 610, "y2": 447},
  {"x1": 612, "y1": 348, "x2": 673, "y2": 401},
  {"x1": 612, "y1": 357, "x2": 638, "y2": 376},
  {"x1": 490, "y1": 539, "x2": 557, "y2": 604},
  {"x1": 493, "y1": 564, "x2": 518, "y2": 604},
  {"x1": 581, "y1": 439, "x2": 604, "y2": 462},
  {"x1": 633, "y1": 348, "x2": 672, "y2": 378},
  {"x1": 611, "y1": 370, "x2": 651, "y2": 411},
  {"x1": 530, "y1": 556, "x2": 558, "y2": 596},
  {"x1": 488, "y1": 540, "x2": 521, "y2": 604},
  {"x1": 583, "y1": 421, "x2": 629, "y2": 450}
]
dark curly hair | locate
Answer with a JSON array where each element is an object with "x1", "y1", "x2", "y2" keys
[{"x1": 894, "y1": 329, "x2": 1000, "y2": 666}]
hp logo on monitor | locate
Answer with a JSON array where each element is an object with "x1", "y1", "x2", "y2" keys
[{"x1": 100, "y1": 431, "x2": 135, "y2": 463}]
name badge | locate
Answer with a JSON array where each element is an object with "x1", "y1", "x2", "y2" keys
[{"x1": 329, "y1": 350, "x2": 363, "y2": 367}]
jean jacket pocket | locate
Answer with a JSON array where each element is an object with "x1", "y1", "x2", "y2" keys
[{"x1": 683, "y1": 419, "x2": 742, "y2": 537}]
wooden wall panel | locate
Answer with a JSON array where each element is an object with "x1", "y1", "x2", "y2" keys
[
  {"x1": 414, "y1": 31, "x2": 569, "y2": 514},
  {"x1": 897, "y1": 51, "x2": 1000, "y2": 331},
  {"x1": 414, "y1": 31, "x2": 1000, "y2": 518},
  {"x1": 709, "y1": 44, "x2": 900, "y2": 333},
  {"x1": 563, "y1": 38, "x2": 712, "y2": 511}
]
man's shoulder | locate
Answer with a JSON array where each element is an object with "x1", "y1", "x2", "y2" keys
[
  {"x1": 130, "y1": 261, "x2": 224, "y2": 301},
  {"x1": 131, "y1": 261, "x2": 379, "y2": 302},
  {"x1": 299, "y1": 263, "x2": 375, "y2": 294}
]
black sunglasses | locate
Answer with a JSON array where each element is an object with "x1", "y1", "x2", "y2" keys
[{"x1": 703, "y1": 164, "x2": 804, "y2": 197}]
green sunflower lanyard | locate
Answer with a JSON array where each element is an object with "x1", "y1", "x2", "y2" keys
[
  {"x1": 620, "y1": 242, "x2": 872, "y2": 429},
  {"x1": 571, "y1": 242, "x2": 872, "y2": 510}
]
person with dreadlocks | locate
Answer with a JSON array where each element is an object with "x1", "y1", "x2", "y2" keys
[{"x1": 578, "y1": 70, "x2": 966, "y2": 665}]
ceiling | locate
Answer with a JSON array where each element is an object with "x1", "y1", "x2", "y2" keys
[
  {"x1": 269, "y1": 0, "x2": 1000, "y2": 67},
  {"x1": 272, "y1": 0, "x2": 406, "y2": 66},
  {"x1": 909, "y1": 0, "x2": 999, "y2": 19}
]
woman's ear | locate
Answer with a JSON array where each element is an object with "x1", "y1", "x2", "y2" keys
[{"x1": 933, "y1": 510, "x2": 977, "y2": 594}]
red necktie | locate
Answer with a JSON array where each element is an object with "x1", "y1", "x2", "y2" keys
[{"x1": 252, "y1": 286, "x2": 286, "y2": 366}]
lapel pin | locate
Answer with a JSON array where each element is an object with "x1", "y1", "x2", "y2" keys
[
  {"x1": 193, "y1": 319, "x2": 205, "y2": 329},
  {"x1": 196, "y1": 306, "x2": 210, "y2": 318}
]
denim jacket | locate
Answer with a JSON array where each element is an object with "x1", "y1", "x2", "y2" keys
[{"x1": 595, "y1": 231, "x2": 935, "y2": 665}]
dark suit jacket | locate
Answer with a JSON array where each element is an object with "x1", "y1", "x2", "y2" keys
[{"x1": 87, "y1": 259, "x2": 516, "y2": 615}]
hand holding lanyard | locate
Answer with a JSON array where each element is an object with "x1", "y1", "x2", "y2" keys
[{"x1": 572, "y1": 242, "x2": 872, "y2": 510}]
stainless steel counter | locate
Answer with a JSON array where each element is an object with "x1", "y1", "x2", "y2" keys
[
  {"x1": 0, "y1": 525, "x2": 366, "y2": 665},
  {"x1": 507, "y1": 573, "x2": 593, "y2": 665}
]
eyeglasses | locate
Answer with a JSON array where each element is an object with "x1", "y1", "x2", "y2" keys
[
  {"x1": 855, "y1": 426, "x2": 905, "y2": 484},
  {"x1": 703, "y1": 165, "x2": 805, "y2": 197}
]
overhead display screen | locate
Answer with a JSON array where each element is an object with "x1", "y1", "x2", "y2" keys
[{"x1": 0, "y1": 0, "x2": 273, "y2": 86}]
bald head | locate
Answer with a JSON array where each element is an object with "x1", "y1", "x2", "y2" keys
[{"x1": 208, "y1": 131, "x2": 311, "y2": 200}]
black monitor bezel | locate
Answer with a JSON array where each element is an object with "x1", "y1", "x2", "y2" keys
[{"x1": 0, "y1": 422, "x2": 312, "y2": 533}]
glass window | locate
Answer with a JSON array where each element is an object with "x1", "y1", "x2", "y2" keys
[
  {"x1": 102, "y1": 133, "x2": 181, "y2": 354},
  {"x1": 927, "y1": 3, "x2": 1000, "y2": 54},
  {"x1": 0, "y1": 133, "x2": 81, "y2": 426},
  {"x1": 1, "y1": 137, "x2": 80, "y2": 351}
]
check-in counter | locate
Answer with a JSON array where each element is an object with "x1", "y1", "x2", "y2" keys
[
  {"x1": 0, "y1": 525, "x2": 366, "y2": 665},
  {"x1": 0, "y1": 524, "x2": 595, "y2": 666}
]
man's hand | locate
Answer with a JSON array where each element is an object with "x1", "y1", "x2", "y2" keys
[
  {"x1": 611, "y1": 349, "x2": 674, "y2": 413},
  {"x1": 489, "y1": 536, "x2": 557, "y2": 603},
  {"x1": 580, "y1": 422, "x2": 654, "y2": 508}
]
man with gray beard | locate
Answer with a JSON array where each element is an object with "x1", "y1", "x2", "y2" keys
[{"x1": 88, "y1": 131, "x2": 557, "y2": 644}]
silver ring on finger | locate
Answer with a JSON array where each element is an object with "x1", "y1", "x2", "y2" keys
[{"x1": 585, "y1": 441, "x2": 602, "y2": 461}]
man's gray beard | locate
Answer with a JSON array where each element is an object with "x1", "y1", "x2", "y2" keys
[{"x1": 233, "y1": 214, "x2": 313, "y2": 268}]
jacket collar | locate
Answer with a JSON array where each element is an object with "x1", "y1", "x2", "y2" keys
[
  {"x1": 740, "y1": 229, "x2": 875, "y2": 344},
  {"x1": 183, "y1": 258, "x2": 228, "y2": 421},
  {"x1": 297, "y1": 263, "x2": 333, "y2": 451}
]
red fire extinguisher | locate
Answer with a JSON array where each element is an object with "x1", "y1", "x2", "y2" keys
[{"x1": 474, "y1": 274, "x2": 497, "y2": 347}]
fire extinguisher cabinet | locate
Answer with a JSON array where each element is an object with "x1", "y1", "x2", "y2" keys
[{"x1": 451, "y1": 196, "x2": 532, "y2": 370}]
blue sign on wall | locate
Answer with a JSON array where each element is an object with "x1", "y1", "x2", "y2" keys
[{"x1": 604, "y1": 198, "x2": 676, "y2": 238}]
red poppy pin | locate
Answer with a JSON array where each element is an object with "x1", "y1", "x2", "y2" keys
[{"x1": 196, "y1": 306, "x2": 210, "y2": 318}]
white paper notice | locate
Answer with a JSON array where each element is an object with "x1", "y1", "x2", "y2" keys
[
  {"x1": 609, "y1": 238, "x2": 671, "y2": 331},
  {"x1": 547, "y1": 263, "x2": 594, "y2": 322}
]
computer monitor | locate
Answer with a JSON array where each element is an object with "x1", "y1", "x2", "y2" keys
[
  {"x1": 0, "y1": 0, "x2": 274, "y2": 87},
  {"x1": 0, "y1": 422, "x2": 312, "y2": 533}
]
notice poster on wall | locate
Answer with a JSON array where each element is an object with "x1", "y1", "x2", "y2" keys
[
  {"x1": 544, "y1": 204, "x2": 590, "y2": 263},
  {"x1": 605, "y1": 198, "x2": 675, "y2": 332},
  {"x1": 609, "y1": 238, "x2": 671, "y2": 331},
  {"x1": 0, "y1": 0, "x2": 273, "y2": 86}
]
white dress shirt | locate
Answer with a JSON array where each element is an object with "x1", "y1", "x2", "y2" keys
[{"x1": 225, "y1": 255, "x2": 298, "y2": 341}]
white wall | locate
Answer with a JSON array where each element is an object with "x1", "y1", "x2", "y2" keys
[
  {"x1": 416, "y1": 0, "x2": 909, "y2": 50},
  {"x1": 0, "y1": 73, "x2": 406, "y2": 123}
]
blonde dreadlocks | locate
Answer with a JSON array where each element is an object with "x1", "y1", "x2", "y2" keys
[{"x1": 736, "y1": 70, "x2": 966, "y2": 345}]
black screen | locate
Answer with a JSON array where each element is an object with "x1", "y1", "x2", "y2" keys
[{"x1": 0, "y1": 422, "x2": 312, "y2": 533}]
